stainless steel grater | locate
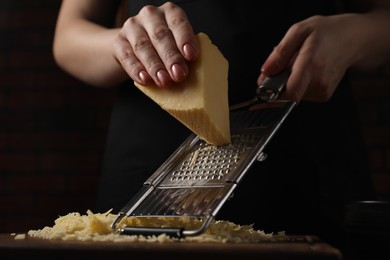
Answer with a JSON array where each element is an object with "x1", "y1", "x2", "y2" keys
[{"x1": 112, "y1": 70, "x2": 295, "y2": 237}]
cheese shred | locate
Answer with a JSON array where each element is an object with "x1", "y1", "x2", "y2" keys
[{"x1": 24, "y1": 210, "x2": 286, "y2": 243}]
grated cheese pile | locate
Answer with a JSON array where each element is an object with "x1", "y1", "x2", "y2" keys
[{"x1": 24, "y1": 210, "x2": 286, "y2": 243}]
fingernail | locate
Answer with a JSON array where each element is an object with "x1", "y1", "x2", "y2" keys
[
  {"x1": 183, "y1": 43, "x2": 198, "y2": 60},
  {"x1": 171, "y1": 63, "x2": 187, "y2": 82},
  {"x1": 262, "y1": 62, "x2": 275, "y2": 76},
  {"x1": 156, "y1": 70, "x2": 171, "y2": 87},
  {"x1": 264, "y1": 53, "x2": 283, "y2": 76},
  {"x1": 138, "y1": 71, "x2": 150, "y2": 84}
]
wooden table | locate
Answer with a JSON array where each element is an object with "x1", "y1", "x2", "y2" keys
[{"x1": 0, "y1": 234, "x2": 342, "y2": 260}]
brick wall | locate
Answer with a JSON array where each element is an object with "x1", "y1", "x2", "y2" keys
[{"x1": 0, "y1": 1, "x2": 389, "y2": 234}]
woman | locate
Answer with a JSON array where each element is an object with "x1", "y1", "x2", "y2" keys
[{"x1": 53, "y1": 0, "x2": 390, "y2": 252}]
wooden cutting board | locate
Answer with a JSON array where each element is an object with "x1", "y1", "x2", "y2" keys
[{"x1": 0, "y1": 233, "x2": 341, "y2": 260}]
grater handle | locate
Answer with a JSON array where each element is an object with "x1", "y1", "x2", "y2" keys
[
  {"x1": 230, "y1": 69, "x2": 291, "y2": 111},
  {"x1": 256, "y1": 68, "x2": 291, "y2": 101}
]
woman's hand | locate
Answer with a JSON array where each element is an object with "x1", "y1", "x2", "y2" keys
[
  {"x1": 258, "y1": 14, "x2": 362, "y2": 103},
  {"x1": 258, "y1": 9, "x2": 390, "y2": 103},
  {"x1": 113, "y1": 2, "x2": 199, "y2": 88}
]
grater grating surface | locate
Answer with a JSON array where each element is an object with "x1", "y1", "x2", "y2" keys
[{"x1": 158, "y1": 133, "x2": 260, "y2": 187}]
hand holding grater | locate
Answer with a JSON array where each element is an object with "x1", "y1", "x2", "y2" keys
[{"x1": 111, "y1": 70, "x2": 295, "y2": 238}]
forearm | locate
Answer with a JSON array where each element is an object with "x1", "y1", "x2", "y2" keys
[
  {"x1": 53, "y1": 16, "x2": 128, "y2": 87},
  {"x1": 350, "y1": 8, "x2": 390, "y2": 71}
]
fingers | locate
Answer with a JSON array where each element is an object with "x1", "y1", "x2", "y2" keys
[
  {"x1": 125, "y1": 15, "x2": 174, "y2": 87},
  {"x1": 283, "y1": 50, "x2": 312, "y2": 103},
  {"x1": 163, "y1": 2, "x2": 199, "y2": 61},
  {"x1": 113, "y1": 30, "x2": 152, "y2": 86},
  {"x1": 261, "y1": 22, "x2": 311, "y2": 77},
  {"x1": 258, "y1": 24, "x2": 311, "y2": 102},
  {"x1": 285, "y1": 18, "x2": 346, "y2": 103},
  {"x1": 259, "y1": 16, "x2": 346, "y2": 103},
  {"x1": 114, "y1": 2, "x2": 198, "y2": 88},
  {"x1": 138, "y1": 6, "x2": 185, "y2": 85}
]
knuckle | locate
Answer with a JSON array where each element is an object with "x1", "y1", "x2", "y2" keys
[
  {"x1": 123, "y1": 17, "x2": 137, "y2": 27},
  {"x1": 116, "y1": 47, "x2": 133, "y2": 64},
  {"x1": 162, "y1": 2, "x2": 178, "y2": 11},
  {"x1": 128, "y1": 64, "x2": 143, "y2": 79},
  {"x1": 133, "y1": 38, "x2": 152, "y2": 52},
  {"x1": 139, "y1": 5, "x2": 158, "y2": 16},
  {"x1": 114, "y1": 49, "x2": 142, "y2": 79},
  {"x1": 141, "y1": 53, "x2": 164, "y2": 74},
  {"x1": 289, "y1": 15, "x2": 324, "y2": 37},
  {"x1": 112, "y1": 37, "x2": 132, "y2": 62},
  {"x1": 163, "y1": 2, "x2": 188, "y2": 29},
  {"x1": 274, "y1": 43, "x2": 289, "y2": 61},
  {"x1": 169, "y1": 16, "x2": 187, "y2": 29},
  {"x1": 289, "y1": 21, "x2": 312, "y2": 38},
  {"x1": 307, "y1": 15, "x2": 324, "y2": 24},
  {"x1": 152, "y1": 27, "x2": 171, "y2": 41},
  {"x1": 123, "y1": 59, "x2": 141, "y2": 75},
  {"x1": 146, "y1": 60, "x2": 164, "y2": 76},
  {"x1": 164, "y1": 48, "x2": 181, "y2": 63},
  {"x1": 289, "y1": 22, "x2": 305, "y2": 37}
]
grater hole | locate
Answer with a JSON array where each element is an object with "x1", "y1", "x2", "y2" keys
[{"x1": 166, "y1": 133, "x2": 263, "y2": 185}]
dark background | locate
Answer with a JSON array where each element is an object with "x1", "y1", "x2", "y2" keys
[{"x1": 0, "y1": 0, "x2": 389, "y2": 233}]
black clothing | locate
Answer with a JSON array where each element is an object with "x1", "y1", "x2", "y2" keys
[{"x1": 96, "y1": 0, "x2": 376, "y2": 251}]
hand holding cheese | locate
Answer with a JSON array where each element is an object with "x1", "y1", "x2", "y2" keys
[{"x1": 134, "y1": 33, "x2": 230, "y2": 146}]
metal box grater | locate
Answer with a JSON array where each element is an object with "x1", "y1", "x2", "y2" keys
[{"x1": 112, "y1": 70, "x2": 295, "y2": 237}]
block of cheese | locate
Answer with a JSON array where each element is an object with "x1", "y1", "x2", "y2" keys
[{"x1": 134, "y1": 32, "x2": 230, "y2": 146}]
